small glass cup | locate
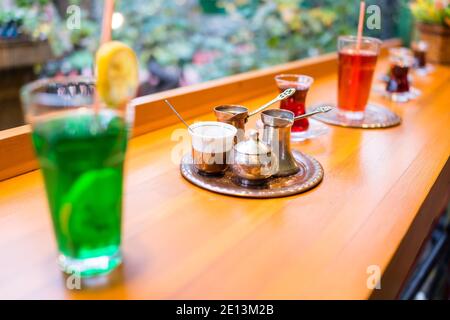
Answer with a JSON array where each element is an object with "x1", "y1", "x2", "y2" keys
[
  {"x1": 411, "y1": 41, "x2": 428, "y2": 69},
  {"x1": 20, "y1": 77, "x2": 134, "y2": 277},
  {"x1": 338, "y1": 36, "x2": 381, "y2": 120},
  {"x1": 189, "y1": 121, "x2": 237, "y2": 176},
  {"x1": 411, "y1": 40, "x2": 433, "y2": 76},
  {"x1": 274, "y1": 74, "x2": 316, "y2": 141},
  {"x1": 386, "y1": 48, "x2": 415, "y2": 102}
]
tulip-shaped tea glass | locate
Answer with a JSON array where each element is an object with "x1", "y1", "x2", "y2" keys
[
  {"x1": 21, "y1": 77, "x2": 133, "y2": 277},
  {"x1": 412, "y1": 41, "x2": 428, "y2": 70},
  {"x1": 386, "y1": 47, "x2": 415, "y2": 102},
  {"x1": 275, "y1": 74, "x2": 323, "y2": 141},
  {"x1": 411, "y1": 40, "x2": 434, "y2": 76}
]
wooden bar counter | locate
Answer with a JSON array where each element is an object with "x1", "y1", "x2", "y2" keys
[{"x1": 0, "y1": 40, "x2": 449, "y2": 299}]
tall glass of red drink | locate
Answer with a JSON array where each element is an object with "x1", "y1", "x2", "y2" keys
[
  {"x1": 338, "y1": 36, "x2": 381, "y2": 120},
  {"x1": 275, "y1": 74, "x2": 314, "y2": 141}
]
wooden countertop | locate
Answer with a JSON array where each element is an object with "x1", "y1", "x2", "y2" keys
[{"x1": 0, "y1": 43, "x2": 449, "y2": 299}]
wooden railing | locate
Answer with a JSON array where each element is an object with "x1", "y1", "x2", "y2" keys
[{"x1": 0, "y1": 39, "x2": 400, "y2": 181}]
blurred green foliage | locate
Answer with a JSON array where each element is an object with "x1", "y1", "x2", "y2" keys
[
  {"x1": 1, "y1": 1, "x2": 402, "y2": 83},
  {"x1": 113, "y1": 0, "x2": 359, "y2": 81},
  {"x1": 410, "y1": 0, "x2": 450, "y2": 27}
]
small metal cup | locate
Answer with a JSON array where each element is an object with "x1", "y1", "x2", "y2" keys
[
  {"x1": 214, "y1": 105, "x2": 248, "y2": 143},
  {"x1": 261, "y1": 109, "x2": 300, "y2": 177}
]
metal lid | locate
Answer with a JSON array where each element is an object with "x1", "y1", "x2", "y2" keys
[{"x1": 234, "y1": 129, "x2": 271, "y2": 155}]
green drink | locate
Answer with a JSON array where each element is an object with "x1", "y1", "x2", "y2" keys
[
  {"x1": 21, "y1": 78, "x2": 133, "y2": 277},
  {"x1": 32, "y1": 110, "x2": 127, "y2": 276}
]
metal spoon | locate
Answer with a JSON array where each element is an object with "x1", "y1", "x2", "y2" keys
[
  {"x1": 247, "y1": 88, "x2": 296, "y2": 117},
  {"x1": 293, "y1": 105, "x2": 333, "y2": 121},
  {"x1": 261, "y1": 105, "x2": 333, "y2": 128},
  {"x1": 164, "y1": 99, "x2": 193, "y2": 132}
]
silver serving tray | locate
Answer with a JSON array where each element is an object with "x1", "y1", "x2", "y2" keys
[{"x1": 180, "y1": 151, "x2": 324, "y2": 198}]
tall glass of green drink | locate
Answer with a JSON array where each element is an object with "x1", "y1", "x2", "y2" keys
[{"x1": 21, "y1": 77, "x2": 134, "y2": 277}]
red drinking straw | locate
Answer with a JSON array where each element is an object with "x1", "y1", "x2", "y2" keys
[
  {"x1": 356, "y1": 1, "x2": 366, "y2": 52},
  {"x1": 101, "y1": 0, "x2": 115, "y2": 44},
  {"x1": 348, "y1": 1, "x2": 366, "y2": 108},
  {"x1": 96, "y1": 0, "x2": 115, "y2": 113}
]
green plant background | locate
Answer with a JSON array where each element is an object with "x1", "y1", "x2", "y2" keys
[
  {"x1": 1, "y1": 0, "x2": 410, "y2": 84},
  {"x1": 410, "y1": 0, "x2": 450, "y2": 26}
]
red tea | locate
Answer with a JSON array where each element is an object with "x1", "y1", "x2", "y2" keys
[
  {"x1": 338, "y1": 49, "x2": 378, "y2": 112},
  {"x1": 279, "y1": 87, "x2": 310, "y2": 132},
  {"x1": 413, "y1": 50, "x2": 426, "y2": 68},
  {"x1": 386, "y1": 64, "x2": 410, "y2": 93},
  {"x1": 412, "y1": 41, "x2": 428, "y2": 69}
]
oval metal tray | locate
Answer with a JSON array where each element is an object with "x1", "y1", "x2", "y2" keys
[{"x1": 180, "y1": 151, "x2": 324, "y2": 198}]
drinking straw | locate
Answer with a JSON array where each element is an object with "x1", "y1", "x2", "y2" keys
[
  {"x1": 356, "y1": 0, "x2": 366, "y2": 52},
  {"x1": 348, "y1": 1, "x2": 366, "y2": 109},
  {"x1": 101, "y1": 0, "x2": 115, "y2": 44},
  {"x1": 96, "y1": 0, "x2": 115, "y2": 114}
]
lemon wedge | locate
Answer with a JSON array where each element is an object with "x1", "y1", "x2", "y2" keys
[
  {"x1": 96, "y1": 41, "x2": 139, "y2": 108},
  {"x1": 59, "y1": 169, "x2": 122, "y2": 243}
]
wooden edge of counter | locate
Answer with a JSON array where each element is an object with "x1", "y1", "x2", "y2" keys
[
  {"x1": 370, "y1": 158, "x2": 450, "y2": 299},
  {"x1": 0, "y1": 39, "x2": 401, "y2": 181},
  {"x1": 0, "y1": 125, "x2": 38, "y2": 181}
]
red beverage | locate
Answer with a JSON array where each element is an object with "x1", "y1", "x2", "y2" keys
[
  {"x1": 413, "y1": 50, "x2": 426, "y2": 68},
  {"x1": 386, "y1": 48, "x2": 414, "y2": 95},
  {"x1": 275, "y1": 74, "x2": 313, "y2": 133},
  {"x1": 338, "y1": 49, "x2": 378, "y2": 112},
  {"x1": 279, "y1": 87, "x2": 309, "y2": 132},
  {"x1": 412, "y1": 41, "x2": 428, "y2": 69},
  {"x1": 386, "y1": 64, "x2": 410, "y2": 93}
]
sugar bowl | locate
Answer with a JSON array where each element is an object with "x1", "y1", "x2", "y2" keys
[{"x1": 231, "y1": 129, "x2": 278, "y2": 186}]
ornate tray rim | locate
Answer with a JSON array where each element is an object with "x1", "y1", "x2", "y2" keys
[{"x1": 180, "y1": 151, "x2": 324, "y2": 199}]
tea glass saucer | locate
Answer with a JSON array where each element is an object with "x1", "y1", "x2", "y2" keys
[
  {"x1": 414, "y1": 64, "x2": 435, "y2": 77},
  {"x1": 373, "y1": 83, "x2": 421, "y2": 103},
  {"x1": 308, "y1": 103, "x2": 401, "y2": 129}
]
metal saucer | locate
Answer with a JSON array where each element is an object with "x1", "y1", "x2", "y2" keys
[
  {"x1": 180, "y1": 151, "x2": 324, "y2": 198},
  {"x1": 309, "y1": 103, "x2": 401, "y2": 129},
  {"x1": 414, "y1": 64, "x2": 435, "y2": 76}
]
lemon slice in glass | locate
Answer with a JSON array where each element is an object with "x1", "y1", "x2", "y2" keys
[
  {"x1": 59, "y1": 168, "x2": 122, "y2": 246},
  {"x1": 96, "y1": 41, "x2": 139, "y2": 108}
]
